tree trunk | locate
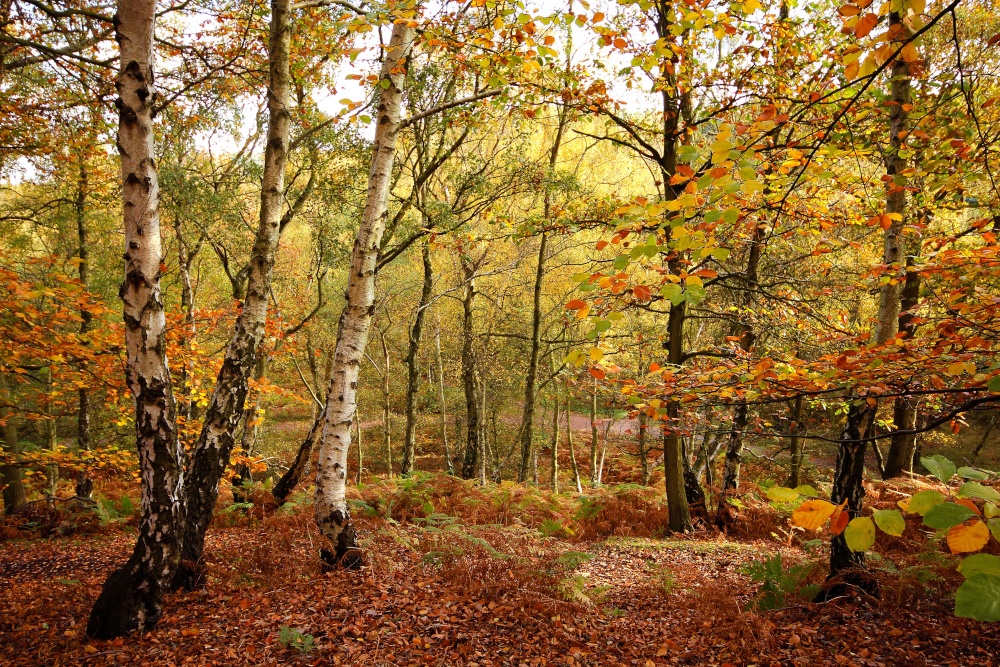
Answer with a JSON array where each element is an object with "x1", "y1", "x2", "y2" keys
[
  {"x1": 355, "y1": 404, "x2": 363, "y2": 483},
  {"x1": 827, "y1": 15, "x2": 910, "y2": 586},
  {"x1": 663, "y1": 298, "x2": 692, "y2": 532},
  {"x1": 589, "y1": 377, "x2": 599, "y2": 488},
  {"x1": 434, "y1": 315, "x2": 453, "y2": 474},
  {"x1": 173, "y1": 0, "x2": 292, "y2": 591},
  {"x1": 638, "y1": 411, "x2": 649, "y2": 486},
  {"x1": 883, "y1": 251, "x2": 921, "y2": 478},
  {"x1": 401, "y1": 242, "x2": 432, "y2": 476},
  {"x1": 787, "y1": 395, "x2": 804, "y2": 488},
  {"x1": 378, "y1": 327, "x2": 393, "y2": 477},
  {"x1": 314, "y1": 20, "x2": 413, "y2": 570},
  {"x1": 460, "y1": 257, "x2": 480, "y2": 480},
  {"x1": 550, "y1": 362, "x2": 560, "y2": 493},
  {"x1": 829, "y1": 400, "x2": 876, "y2": 577},
  {"x1": 971, "y1": 411, "x2": 998, "y2": 464},
  {"x1": 1, "y1": 375, "x2": 26, "y2": 515},
  {"x1": 88, "y1": 0, "x2": 185, "y2": 637},
  {"x1": 272, "y1": 409, "x2": 324, "y2": 504},
  {"x1": 565, "y1": 387, "x2": 583, "y2": 494},
  {"x1": 717, "y1": 214, "x2": 764, "y2": 516},
  {"x1": 76, "y1": 160, "x2": 93, "y2": 481}
]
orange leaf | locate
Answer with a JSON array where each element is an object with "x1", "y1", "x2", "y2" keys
[
  {"x1": 956, "y1": 498, "x2": 982, "y2": 516},
  {"x1": 854, "y1": 13, "x2": 878, "y2": 38},
  {"x1": 947, "y1": 519, "x2": 990, "y2": 554},
  {"x1": 830, "y1": 507, "x2": 850, "y2": 535},
  {"x1": 596, "y1": 240, "x2": 609, "y2": 251},
  {"x1": 792, "y1": 499, "x2": 838, "y2": 531},
  {"x1": 565, "y1": 299, "x2": 586, "y2": 310},
  {"x1": 649, "y1": 362, "x2": 661, "y2": 372},
  {"x1": 845, "y1": 60, "x2": 859, "y2": 80},
  {"x1": 633, "y1": 285, "x2": 652, "y2": 300},
  {"x1": 589, "y1": 368, "x2": 606, "y2": 380},
  {"x1": 838, "y1": 4, "x2": 861, "y2": 16}
]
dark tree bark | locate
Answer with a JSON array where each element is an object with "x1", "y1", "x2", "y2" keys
[
  {"x1": 401, "y1": 242, "x2": 433, "y2": 476},
  {"x1": 883, "y1": 251, "x2": 921, "y2": 478},
  {"x1": 272, "y1": 409, "x2": 324, "y2": 504},
  {"x1": 829, "y1": 400, "x2": 876, "y2": 577},
  {"x1": 88, "y1": 0, "x2": 185, "y2": 637},
  {"x1": 173, "y1": 0, "x2": 292, "y2": 590},
  {"x1": 1, "y1": 374, "x2": 26, "y2": 514},
  {"x1": 460, "y1": 255, "x2": 481, "y2": 480}
]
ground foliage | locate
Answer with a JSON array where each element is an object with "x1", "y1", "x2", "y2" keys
[{"x1": 2, "y1": 473, "x2": 999, "y2": 667}]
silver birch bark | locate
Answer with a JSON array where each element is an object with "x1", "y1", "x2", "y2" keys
[
  {"x1": 172, "y1": 0, "x2": 292, "y2": 589},
  {"x1": 314, "y1": 19, "x2": 415, "y2": 568},
  {"x1": 88, "y1": 0, "x2": 185, "y2": 637}
]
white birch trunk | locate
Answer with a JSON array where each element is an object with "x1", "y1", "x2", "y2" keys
[
  {"x1": 88, "y1": 0, "x2": 185, "y2": 638},
  {"x1": 314, "y1": 19, "x2": 415, "y2": 568}
]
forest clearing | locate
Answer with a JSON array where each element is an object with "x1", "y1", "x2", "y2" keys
[{"x1": 3, "y1": 0, "x2": 1000, "y2": 664}]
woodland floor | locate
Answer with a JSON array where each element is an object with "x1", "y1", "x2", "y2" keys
[{"x1": 2, "y1": 477, "x2": 999, "y2": 667}]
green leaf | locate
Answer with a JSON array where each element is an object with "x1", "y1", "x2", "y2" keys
[
  {"x1": 659, "y1": 283, "x2": 684, "y2": 306},
  {"x1": 958, "y1": 553, "x2": 1000, "y2": 578},
  {"x1": 844, "y1": 516, "x2": 876, "y2": 552},
  {"x1": 720, "y1": 207, "x2": 740, "y2": 224},
  {"x1": 677, "y1": 145, "x2": 700, "y2": 163},
  {"x1": 923, "y1": 502, "x2": 975, "y2": 530},
  {"x1": 958, "y1": 467, "x2": 990, "y2": 481},
  {"x1": 990, "y1": 518, "x2": 1000, "y2": 542},
  {"x1": 959, "y1": 481, "x2": 1000, "y2": 504},
  {"x1": 955, "y1": 574, "x2": 1000, "y2": 622},
  {"x1": 613, "y1": 254, "x2": 630, "y2": 270},
  {"x1": 794, "y1": 484, "x2": 819, "y2": 497},
  {"x1": 873, "y1": 509, "x2": 905, "y2": 537},
  {"x1": 988, "y1": 375, "x2": 1000, "y2": 392},
  {"x1": 921, "y1": 454, "x2": 956, "y2": 484},
  {"x1": 986, "y1": 502, "x2": 999, "y2": 519},
  {"x1": 711, "y1": 248, "x2": 731, "y2": 261},
  {"x1": 906, "y1": 489, "x2": 945, "y2": 516},
  {"x1": 766, "y1": 486, "x2": 800, "y2": 503}
]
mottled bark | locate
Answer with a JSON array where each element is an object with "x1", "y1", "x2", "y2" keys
[
  {"x1": 589, "y1": 377, "x2": 599, "y2": 488},
  {"x1": 829, "y1": 400, "x2": 877, "y2": 577},
  {"x1": 88, "y1": 0, "x2": 185, "y2": 637},
  {"x1": 663, "y1": 297, "x2": 692, "y2": 532},
  {"x1": 76, "y1": 160, "x2": 92, "y2": 460},
  {"x1": 637, "y1": 411, "x2": 649, "y2": 486},
  {"x1": 401, "y1": 242, "x2": 433, "y2": 476},
  {"x1": 550, "y1": 383, "x2": 560, "y2": 492},
  {"x1": 460, "y1": 257, "x2": 480, "y2": 480},
  {"x1": 173, "y1": 0, "x2": 292, "y2": 590},
  {"x1": 434, "y1": 315, "x2": 453, "y2": 474},
  {"x1": 883, "y1": 251, "x2": 921, "y2": 478},
  {"x1": 314, "y1": 20, "x2": 414, "y2": 570},
  {"x1": 272, "y1": 409, "x2": 324, "y2": 504}
]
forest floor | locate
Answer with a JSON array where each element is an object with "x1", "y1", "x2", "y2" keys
[{"x1": 2, "y1": 472, "x2": 999, "y2": 667}]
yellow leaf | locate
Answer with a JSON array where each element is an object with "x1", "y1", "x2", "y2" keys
[
  {"x1": 590, "y1": 347, "x2": 604, "y2": 362},
  {"x1": 791, "y1": 499, "x2": 838, "y2": 531},
  {"x1": 947, "y1": 520, "x2": 990, "y2": 554},
  {"x1": 576, "y1": 305, "x2": 590, "y2": 319}
]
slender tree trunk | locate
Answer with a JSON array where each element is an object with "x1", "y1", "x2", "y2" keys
[
  {"x1": 589, "y1": 377, "x2": 599, "y2": 488},
  {"x1": 1, "y1": 375, "x2": 26, "y2": 514},
  {"x1": 827, "y1": 15, "x2": 910, "y2": 585},
  {"x1": 88, "y1": 1, "x2": 185, "y2": 637},
  {"x1": 401, "y1": 242, "x2": 432, "y2": 475},
  {"x1": 460, "y1": 258, "x2": 480, "y2": 480},
  {"x1": 550, "y1": 363, "x2": 560, "y2": 492},
  {"x1": 272, "y1": 409, "x2": 324, "y2": 504},
  {"x1": 638, "y1": 411, "x2": 649, "y2": 485},
  {"x1": 172, "y1": 0, "x2": 293, "y2": 590},
  {"x1": 565, "y1": 387, "x2": 583, "y2": 494},
  {"x1": 883, "y1": 250, "x2": 921, "y2": 477},
  {"x1": 478, "y1": 378, "x2": 487, "y2": 484},
  {"x1": 76, "y1": 160, "x2": 93, "y2": 498},
  {"x1": 788, "y1": 395, "x2": 804, "y2": 488},
  {"x1": 434, "y1": 315, "x2": 453, "y2": 474},
  {"x1": 718, "y1": 215, "x2": 764, "y2": 515},
  {"x1": 355, "y1": 404, "x2": 363, "y2": 484},
  {"x1": 378, "y1": 327, "x2": 393, "y2": 477},
  {"x1": 663, "y1": 298, "x2": 692, "y2": 532},
  {"x1": 314, "y1": 21, "x2": 414, "y2": 570},
  {"x1": 829, "y1": 400, "x2": 877, "y2": 577}
]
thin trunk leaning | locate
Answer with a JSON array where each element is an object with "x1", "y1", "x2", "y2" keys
[
  {"x1": 401, "y1": 241, "x2": 433, "y2": 475},
  {"x1": 313, "y1": 20, "x2": 414, "y2": 570}
]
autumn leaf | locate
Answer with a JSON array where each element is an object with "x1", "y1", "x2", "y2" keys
[
  {"x1": 947, "y1": 520, "x2": 990, "y2": 554},
  {"x1": 791, "y1": 499, "x2": 837, "y2": 531},
  {"x1": 854, "y1": 13, "x2": 878, "y2": 38},
  {"x1": 843, "y1": 516, "x2": 876, "y2": 552}
]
